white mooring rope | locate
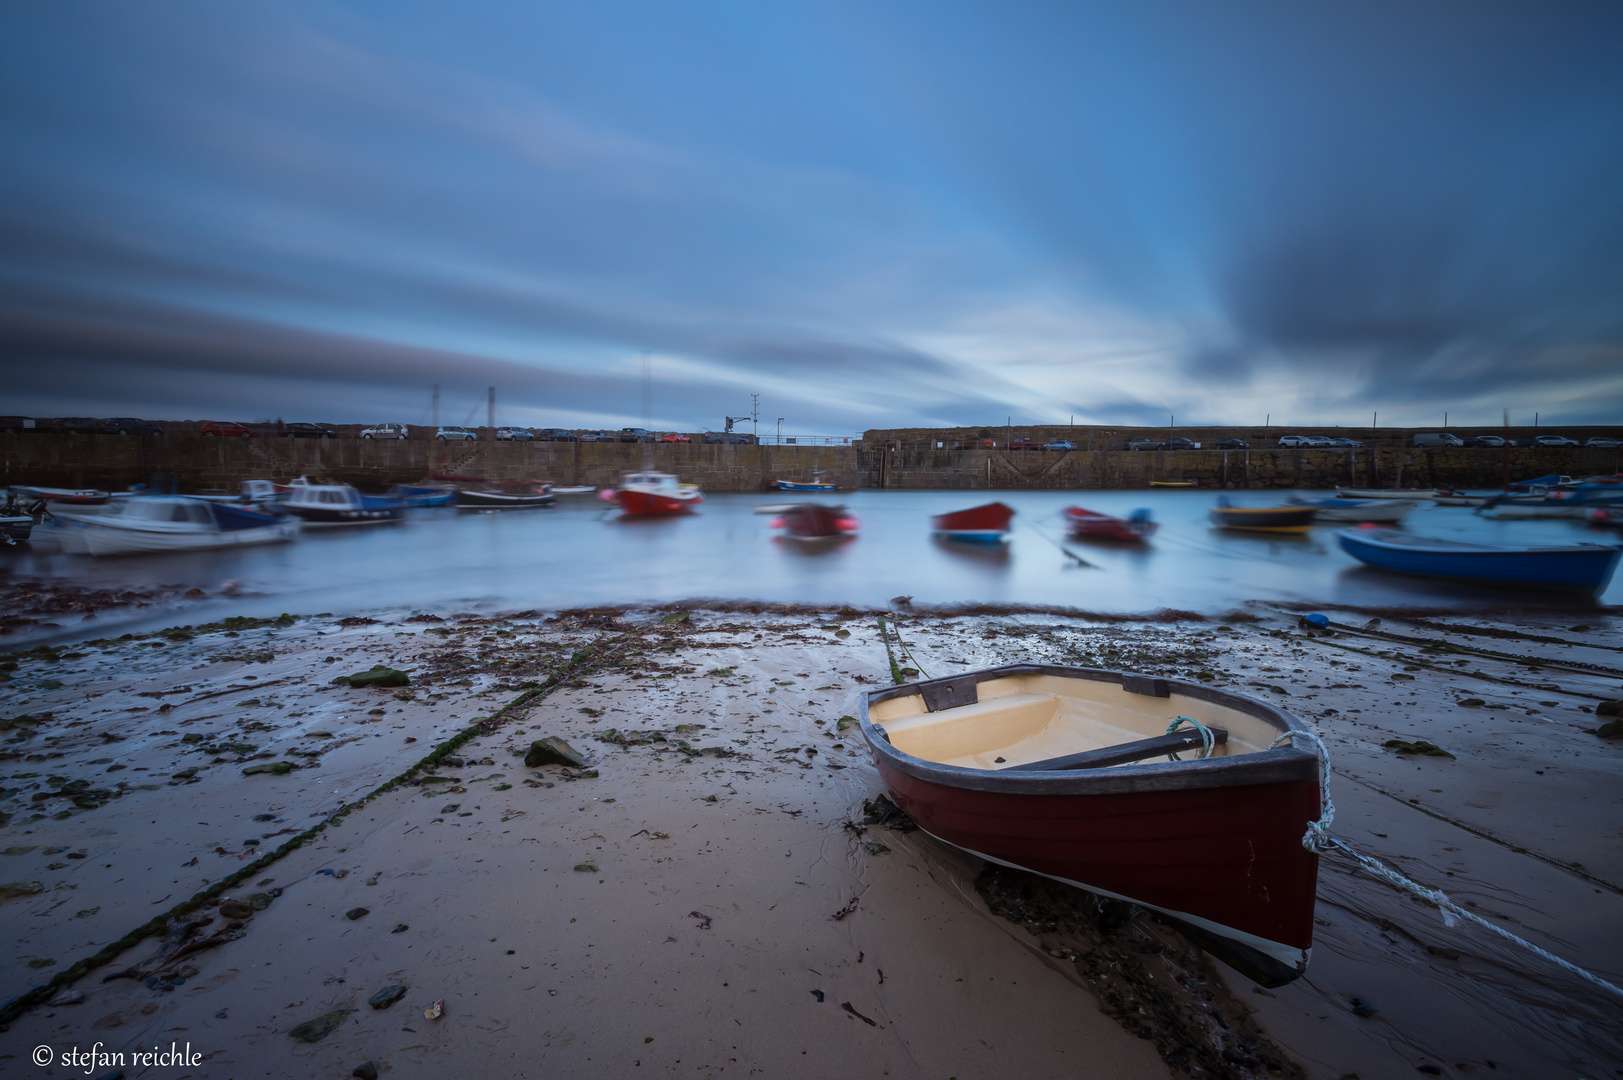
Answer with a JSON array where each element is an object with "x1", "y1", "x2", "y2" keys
[{"x1": 1265, "y1": 728, "x2": 1623, "y2": 1002}]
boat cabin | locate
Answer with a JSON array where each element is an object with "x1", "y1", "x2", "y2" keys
[
  {"x1": 284, "y1": 483, "x2": 364, "y2": 510},
  {"x1": 622, "y1": 472, "x2": 681, "y2": 491}
]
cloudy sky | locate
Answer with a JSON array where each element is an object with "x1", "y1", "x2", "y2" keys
[{"x1": 2, "y1": 1, "x2": 1621, "y2": 433}]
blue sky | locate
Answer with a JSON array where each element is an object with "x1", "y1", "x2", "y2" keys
[{"x1": 2, "y1": 1, "x2": 1621, "y2": 433}]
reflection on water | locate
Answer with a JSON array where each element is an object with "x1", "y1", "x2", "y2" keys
[{"x1": 9, "y1": 490, "x2": 1620, "y2": 630}]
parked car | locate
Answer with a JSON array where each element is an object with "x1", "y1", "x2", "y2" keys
[
  {"x1": 1214, "y1": 438, "x2": 1248, "y2": 450},
  {"x1": 1465, "y1": 435, "x2": 1506, "y2": 447},
  {"x1": 1327, "y1": 438, "x2": 1363, "y2": 448},
  {"x1": 1584, "y1": 436, "x2": 1621, "y2": 449},
  {"x1": 0, "y1": 416, "x2": 34, "y2": 434},
  {"x1": 1276, "y1": 435, "x2": 1310, "y2": 448},
  {"x1": 533, "y1": 428, "x2": 577, "y2": 441},
  {"x1": 618, "y1": 427, "x2": 655, "y2": 443},
  {"x1": 103, "y1": 418, "x2": 164, "y2": 436},
  {"x1": 1529, "y1": 435, "x2": 1578, "y2": 448},
  {"x1": 1412, "y1": 433, "x2": 1464, "y2": 448},
  {"x1": 1125, "y1": 438, "x2": 1164, "y2": 451},
  {"x1": 1301, "y1": 436, "x2": 1335, "y2": 447},
  {"x1": 660, "y1": 432, "x2": 691, "y2": 443},
  {"x1": 1043, "y1": 439, "x2": 1076, "y2": 451},
  {"x1": 702, "y1": 431, "x2": 749, "y2": 444},
  {"x1": 495, "y1": 427, "x2": 534, "y2": 441},
  {"x1": 435, "y1": 427, "x2": 478, "y2": 442},
  {"x1": 359, "y1": 423, "x2": 409, "y2": 440},
  {"x1": 275, "y1": 422, "x2": 336, "y2": 439},
  {"x1": 579, "y1": 430, "x2": 616, "y2": 443},
  {"x1": 50, "y1": 417, "x2": 113, "y2": 434},
  {"x1": 200, "y1": 420, "x2": 257, "y2": 438},
  {"x1": 1162, "y1": 437, "x2": 1200, "y2": 451}
]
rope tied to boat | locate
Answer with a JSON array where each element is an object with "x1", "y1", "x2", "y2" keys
[
  {"x1": 1266, "y1": 728, "x2": 1623, "y2": 1002},
  {"x1": 1164, "y1": 717, "x2": 1215, "y2": 760}
]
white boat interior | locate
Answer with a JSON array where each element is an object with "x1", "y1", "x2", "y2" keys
[{"x1": 868, "y1": 673, "x2": 1280, "y2": 772}]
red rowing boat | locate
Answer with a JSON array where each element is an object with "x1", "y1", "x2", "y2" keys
[
  {"x1": 859, "y1": 665, "x2": 1322, "y2": 985},
  {"x1": 599, "y1": 471, "x2": 703, "y2": 516},
  {"x1": 771, "y1": 503, "x2": 859, "y2": 540},
  {"x1": 930, "y1": 501, "x2": 1015, "y2": 542},
  {"x1": 1063, "y1": 505, "x2": 1157, "y2": 541}
]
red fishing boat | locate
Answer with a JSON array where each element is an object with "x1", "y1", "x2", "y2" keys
[
  {"x1": 1063, "y1": 505, "x2": 1157, "y2": 542},
  {"x1": 771, "y1": 502, "x2": 859, "y2": 541},
  {"x1": 930, "y1": 501, "x2": 1015, "y2": 542},
  {"x1": 599, "y1": 471, "x2": 703, "y2": 516},
  {"x1": 859, "y1": 665, "x2": 1322, "y2": 985}
]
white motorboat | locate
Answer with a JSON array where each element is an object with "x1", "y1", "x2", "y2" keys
[
  {"x1": 56, "y1": 495, "x2": 295, "y2": 556},
  {"x1": 279, "y1": 481, "x2": 405, "y2": 527}
]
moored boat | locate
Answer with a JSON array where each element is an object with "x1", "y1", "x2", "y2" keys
[
  {"x1": 859, "y1": 665, "x2": 1323, "y2": 984},
  {"x1": 56, "y1": 495, "x2": 296, "y2": 555},
  {"x1": 455, "y1": 485, "x2": 554, "y2": 510},
  {"x1": 599, "y1": 471, "x2": 703, "y2": 516},
  {"x1": 10, "y1": 485, "x2": 110, "y2": 505},
  {"x1": 1063, "y1": 506, "x2": 1157, "y2": 542},
  {"x1": 771, "y1": 502, "x2": 859, "y2": 540},
  {"x1": 1588, "y1": 507, "x2": 1623, "y2": 528},
  {"x1": 775, "y1": 477, "x2": 838, "y2": 492},
  {"x1": 1286, "y1": 495, "x2": 1417, "y2": 523},
  {"x1": 1149, "y1": 480, "x2": 1195, "y2": 488},
  {"x1": 1209, "y1": 498, "x2": 1316, "y2": 533},
  {"x1": 279, "y1": 482, "x2": 405, "y2": 527},
  {"x1": 391, "y1": 484, "x2": 457, "y2": 508},
  {"x1": 1333, "y1": 487, "x2": 1436, "y2": 500},
  {"x1": 1337, "y1": 526, "x2": 1622, "y2": 592},
  {"x1": 930, "y1": 501, "x2": 1015, "y2": 542}
]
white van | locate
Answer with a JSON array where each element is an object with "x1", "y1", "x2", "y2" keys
[{"x1": 1413, "y1": 433, "x2": 1463, "y2": 448}]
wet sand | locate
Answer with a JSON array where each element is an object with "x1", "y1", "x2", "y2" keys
[{"x1": 1, "y1": 604, "x2": 1619, "y2": 1078}]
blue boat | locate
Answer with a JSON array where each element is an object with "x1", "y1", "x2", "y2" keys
[
  {"x1": 390, "y1": 484, "x2": 456, "y2": 508},
  {"x1": 775, "y1": 479, "x2": 837, "y2": 492},
  {"x1": 1337, "y1": 527, "x2": 1621, "y2": 592}
]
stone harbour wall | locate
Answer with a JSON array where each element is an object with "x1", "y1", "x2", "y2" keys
[{"x1": 1, "y1": 434, "x2": 1618, "y2": 493}]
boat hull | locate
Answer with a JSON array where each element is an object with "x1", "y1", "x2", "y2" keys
[
  {"x1": 1289, "y1": 498, "x2": 1417, "y2": 523},
  {"x1": 283, "y1": 505, "x2": 404, "y2": 527},
  {"x1": 931, "y1": 502, "x2": 1015, "y2": 541},
  {"x1": 1209, "y1": 506, "x2": 1317, "y2": 533},
  {"x1": 455, "y1": 490, "x2": 555, "y2": 510},
  {"x1": 11, "y1": 486, "x2": 109, "y2": 505},
  {"x1": 860, "y1": 665, "x2": 1322, "y2": 985},
  {"x1": 776, "y1": 480, "x2": 837, "y2": 491},
  {"x1": 1337, "y1": 529, "x2": 1622, "y2": 591},
  {"x1": 1064, "y1": 507, "x2": 1157, "y2": 542},
  {"x1": 615, "y1": 489, "x2": 702, "y2": 516},
  {"x1": 79, "y1": 520, "x2": 296, "y2": 556},
  {"x1": 1334, "y1": 488, "x2": 1437, "y2": 500}
]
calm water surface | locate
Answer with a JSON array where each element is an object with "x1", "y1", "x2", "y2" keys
[{"x1": 11, "y1": 490, "x2": 1622, "y2": 632}]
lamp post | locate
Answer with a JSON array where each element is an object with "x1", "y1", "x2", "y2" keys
[{"x1": 777, "y1": 418, "x2": 784, "y2": 446}]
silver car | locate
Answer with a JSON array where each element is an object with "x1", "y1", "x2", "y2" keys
[
  {"x1": 435, "y1": 427, "x2": 478, "y2": 442},
  {"x1": 359, "y1": 423, "x2": 410, "y2": 440}
]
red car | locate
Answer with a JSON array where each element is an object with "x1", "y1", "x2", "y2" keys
[
  {"x1": 1007, "y1": 436, "x2": 1042, "y2": 451},
  {"x1": 659, "y1": 432, "x2": 691, "y2": 443},
  {"x1": 200, "y1": 421, "x2": 256, "y2": 438}
]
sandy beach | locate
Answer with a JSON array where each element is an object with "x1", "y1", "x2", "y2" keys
[{"x1": 2, "y1": 600, "x2": 1620, "y2": 1079}]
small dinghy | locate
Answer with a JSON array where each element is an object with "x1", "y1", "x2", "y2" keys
[
  {"x1": 1337, "y1": 526, "x2": 1622, "y2": 592},
  {"x1": 9, "y1": 485, "x2": 110, "y2": 506},
  {"x1": 1149, "y1": 480, "x2": 1195, "y2": 488},
  {"x1": 1209, "y1": 497, "x2": 1316, "y2": 533},
  {"x1": 1287, "y1": 495, "x2": 1417, "y2": 523},
  {"x1": 859, "y1": 665, "x2": 1323, "y2": 984},
  {"x1": 280, "y1": 482, "x2": 405, "y2": 527},
  {"x1": 1333, "y1": 487, "x2": 1438, "y2": 500},
  {"x1": 58, "y1": 495, "x2": 295, "y2": 555},
  {"x1": 455, "y1": 484, "x2": 555, "y2": 510},
  {"x1": 1063, "y1": 506, "x2": 1157, "y2": 542},
  {"x1": 600, "y1": 471, "x2": 703, "y2": 516},
  {"x1": 771, "y1": 503, "x2": 859, "y2": 541},
  {"x1": 930, "y1": 501, "x2": 1015, "y2": 542},
  {"x1": 775, "y1": 476, "x2": 838, "y2": 492}
]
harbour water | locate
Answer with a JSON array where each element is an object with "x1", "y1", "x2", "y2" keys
[{"x1": 9, "y1": 489, "x2": 1620, "y2": 633}]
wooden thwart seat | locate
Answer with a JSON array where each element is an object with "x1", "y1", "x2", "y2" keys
[{"x1": 1007, "y1": 726, "x2": 1229, "y2": 772}]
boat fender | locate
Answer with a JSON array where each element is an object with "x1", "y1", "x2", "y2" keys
[
  {"x1": 1120, "y1": 674, "x2": 1169, "y2": 698},
  {"x1": 920, "y1": 675, "x2": 979, "y2": 713},
  {"x1": 1303, "y1": 613, "x2": 1330, "y2": 628}
]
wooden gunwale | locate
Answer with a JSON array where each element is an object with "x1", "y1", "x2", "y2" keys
[{"x1": 858, "y1": 664, "x2": 1319, "y2": 796}]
